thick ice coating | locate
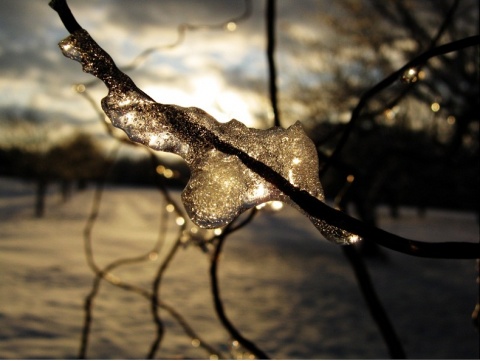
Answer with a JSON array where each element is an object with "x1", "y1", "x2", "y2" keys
[{"x1": 58, "y1": 29, "x2": 359, "y2": 245}]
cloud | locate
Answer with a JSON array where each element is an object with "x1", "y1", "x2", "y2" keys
[{"x1": 0, "y1": 0, "x2": 331, "y2": 137}]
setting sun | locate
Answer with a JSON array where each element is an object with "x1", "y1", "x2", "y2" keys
[{"x1": 144, "y1": 73, "x2": 258, "y2": 128}]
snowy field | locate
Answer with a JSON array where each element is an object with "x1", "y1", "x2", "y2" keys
[{"x1": 0, "y1": 177, "x2": 478, "y2": 359}]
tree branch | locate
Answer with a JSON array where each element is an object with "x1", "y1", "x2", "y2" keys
[
  {"x1": 321, "y1": 35, "x2": 480, "y2": 174},
  {"x1": 210, "y1": 210, "x2": 270, "y2": 360},
  {"x1": 49, "y1": 0, "x2": 82, "y2": 34},
  {"x1": 50, "y1": 2, "x2": 480, "y2": 259},
  {"x1": 266, "y1": 0, "x2": 281, "y2": 127},
  {"x1": 191, "y1": 120, "x2": 479, "y2": 259}
]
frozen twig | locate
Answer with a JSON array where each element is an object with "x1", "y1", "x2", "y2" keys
[{"x1": 50, "y1": 1, "x2": 479, "y2": 259}]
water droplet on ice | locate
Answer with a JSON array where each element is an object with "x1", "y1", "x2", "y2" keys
[{"x1": 401, "y1": 68, "x2": 419, "y2": 83}]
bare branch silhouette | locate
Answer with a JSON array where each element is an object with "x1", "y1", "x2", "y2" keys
[
  {"x1": 320, "y1": 35, "x2": 479, "y2": 175},
  {"x1": 209, "y1": 209, "x2": 271, "y2": 359},
  {"x1": 266, "y1": 0, "x2": 281, "y2": 127},
  {"x1": 334, "y1": 178, "x2": 406, "y2": 359},
  {"x1": 50, "y1": 0, "x2": 479, "y2": 258}
]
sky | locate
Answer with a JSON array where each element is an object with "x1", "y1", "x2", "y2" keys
[
  {"x1": 0, "y1": 0, "x2": 335, "y2": 153},
  {"x1": 2, "y1": 0, "x2": 476, "y2": 157}
]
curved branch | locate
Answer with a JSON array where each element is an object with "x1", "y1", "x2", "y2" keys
[
  {"x1": 342, "y1": 246, "x2": 406, "y2": 359},
  {"x1": 189, "y1": 120, "x2": 479, "y2": 259},
  {"x1": 50, "y1": 2, "x2": 479, "y2": 259},
  {"x1": 147, "y1": 237, "x2": 182, "y2": 359},
  {"x1": 210, "y1": 210, "x2": 270, "y2": 360},
  {"x1": 266, "y1": 0, "x2": 281, "y2": 127},
  {"x1": 49, "y1": 0, "x2": 82, "y2": 33},
  {"x1": 321, "y1": 35, "x2": 480, "y2": 174}
]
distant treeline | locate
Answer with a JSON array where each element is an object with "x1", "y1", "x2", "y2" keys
[
  {"x1": 0, "y1": 130, "x2": 188, "y2": 187},
  {"x1": 307, "y1": 121, "x2": 479, "y2": 216},
  {"x1": 0, "y1": 122, "x2": 478, "y2": 218},
  {"x1": 0, "y1": 131, "x2": 187, "y2": 216}
]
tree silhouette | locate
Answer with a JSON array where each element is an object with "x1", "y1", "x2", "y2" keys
[
  {"x1": 0, "y1": 109, "x2": 106, "y2": 215},
  {"x1": 282, "y1": 0, "x2": 479, "y2": 243}
]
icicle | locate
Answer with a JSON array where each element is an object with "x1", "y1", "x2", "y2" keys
[{"x1": 58, "y1": 29, "x2": 359, "y2": 245}]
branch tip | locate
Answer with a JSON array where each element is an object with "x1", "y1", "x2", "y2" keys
[{"x1": 49, "y1": 0, "x2": 82, "y2": 34}]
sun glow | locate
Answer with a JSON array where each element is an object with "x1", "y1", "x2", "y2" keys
[{"x1": 143, "y1": 74, "x2": 257, "y2": 128}]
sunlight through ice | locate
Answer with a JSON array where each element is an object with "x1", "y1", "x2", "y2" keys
[{"x1": 58, "y1": 29, "x2": 360, "y2": 245}]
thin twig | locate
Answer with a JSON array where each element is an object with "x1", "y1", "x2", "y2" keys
[
  {"x1": 63, "y1": 0, "x2": 252, "y2": 88},
  {"x1": 266, "y1": 0, "x2": 281, "y2": 127},
  {"x1": 340, "y1": 0, "x2": 460, "y2": 144},
  {"x1": 49, "y1": 0, "x2": 82, "y2": 33},
  {"x1": 123, "y1": 0, "x2": 252, "y2": 73},
  {"x1": 147, "y1": 237, "x2": 182, "y2": 359},
  {"x1": 79, "y1": 269, "x2": 101, "y2": 359},
  {"x1": 321, "y1": 35, "x2": 479, "y2": 175},
  {"x1": 334, "y1": 177, "x2": 406, "y2": 359},
  {"x1": 80, "y1": 146, "x2": 222, "y2": 358},
  {"x1": 210, "y1": 209, "x2": 270, "y2": 360},
  {"x1": 80, "y1": 149, "x2": 118, "y2": 358},
  {"x1": 341, "y1": 245, "x2": 406, "y2": 358}
]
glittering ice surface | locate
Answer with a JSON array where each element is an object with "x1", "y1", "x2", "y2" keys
[{"x1": 58, "y1": 29, "x2": 359, "y2": 245}]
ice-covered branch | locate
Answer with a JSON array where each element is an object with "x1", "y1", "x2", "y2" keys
[
  {"x1": 54, "y1": 25, "x2": 357, "y2": 245},
  {"x1": 50, "y1": 0, "x2": 479, "y2": 259}
]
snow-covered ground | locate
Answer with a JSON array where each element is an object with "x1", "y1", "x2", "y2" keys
[{"x1": 0, "y1": 177, "x2": 478, "y2": 359}]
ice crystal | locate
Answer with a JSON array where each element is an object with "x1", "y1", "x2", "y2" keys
[{"x1": 58, "y1": 29, "x2": 359, "y2": 245}]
